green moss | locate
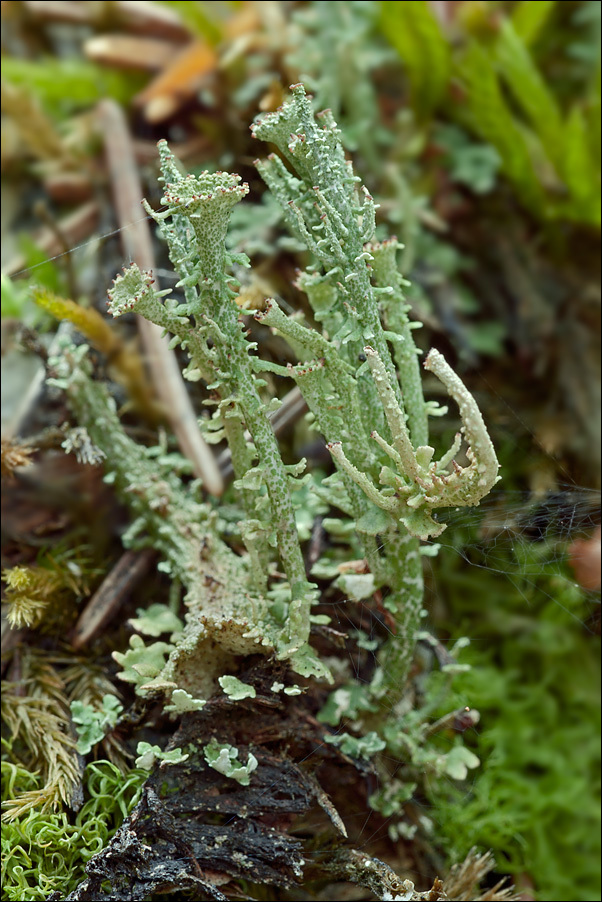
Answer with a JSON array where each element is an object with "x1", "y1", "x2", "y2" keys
[
  {"x1": 2, "y1": 58, "x2": 144, "y2": 118},
  {"x1": 427, "y1": 535, "x2": 601, "y2": 901},
  {"x1": 1, "y1": 761, "x2": 146, "y2": 901}
]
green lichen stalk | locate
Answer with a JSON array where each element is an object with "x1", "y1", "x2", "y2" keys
[
  {"x1": 251, "y1": 85, "x2": 500, "y2": 701},
  {"x1": 48, "y1": 342, "x2": 286, "y2": 698},
  {"x1": 53, "y1": 83, "x2": 499, "y2": 717},
  {"x1": 107, "y1": 145, "x2": 316, "y2": 654}
]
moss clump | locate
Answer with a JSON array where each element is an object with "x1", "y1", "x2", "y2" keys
[
  {"x1": 1, "y1": 761, "x2": 146, "y2": 901},
  {"x1": 428, "y1": 534, "x2": 601, "y2": 902}
]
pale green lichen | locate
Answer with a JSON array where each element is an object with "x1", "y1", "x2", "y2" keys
[
  {"x1": 61, "y1": 426, "x2": 106, "y2": 466},
  {"x1": 134, "y1": 742, "x2": 189, "y2": 770},
  {"x1": 128, "y1": 603, "x2": 184, "y2": 639},
  {"x1": 442, "y1": 745, "x2": 481, "y2": 781},
  {"x1": 250, "y1": 84, "x2": 499, "y2": 702},
  {"x1": 71, "y1": 695, "x2": 123, "y2": 756},
  {"x1": 218, "y1": 675, "x2": 256, "y2": 700},
  {"x1": 163, "y1": 689, "x2": 206, "y2": 714},
  {"x1": 111, "y1": 634, "x2": 174, "y2": 693},
  {"x1": 323, "y1": 730, "x2": 386, "y2": 760},
  {"x1": 53, "y1": 83, "x2": 498, "y2": 745},
  {"x1": 203, "y1": 738, "x2": 258, "y2": 786}
]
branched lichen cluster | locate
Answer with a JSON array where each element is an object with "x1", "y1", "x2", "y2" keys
[
  {"x1": 251, "y1": 84, "x2": 499, "y2": 702},
  {"x1": 51, "y1": 84, "x2": 499, "y2": 778}
]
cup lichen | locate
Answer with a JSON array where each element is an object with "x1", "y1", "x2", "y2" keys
[{"x1": 53, "y1": 83, "x2": 499, "y2": 727}]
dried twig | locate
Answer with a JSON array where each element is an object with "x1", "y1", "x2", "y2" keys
[
  {"x1": 84, "y1": 34, "x2": 179, "y2": 72},
  {"x1": 97, "y1": 99, "x2": 223, "y2": 496},
  {"x1": 71, "y1": 549, "x2": 155, "y2": 650},
  {"x1": 22, "y1": 0, "x2": 190, "y2": 42},
  {"x1": 443, "y1": 848, "x2": 519, "y2": 901}
]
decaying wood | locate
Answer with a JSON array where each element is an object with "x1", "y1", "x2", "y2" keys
[
  {"x1": 134, "y1": 38, "x2": 218, "y2": 123},
  {"x1": 45, "y1": 685, "x2": 439, "y2": 902},
  {"x1": 45, "y1": 682, "x2": 509, "y2": 901}
]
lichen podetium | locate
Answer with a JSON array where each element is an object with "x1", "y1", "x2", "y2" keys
[{"x1": 52, "y1": 83, "x2": 499, "y2": 718}]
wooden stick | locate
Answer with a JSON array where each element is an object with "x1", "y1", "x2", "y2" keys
[
  {"x1": 84, "y1": 34, "x2": 180, "y2": 72},
  {"x1": 97, "y1": 99, "x2": 224, "y2": 496},
  {"x1": 22, "y1": 1, "x2": 190, "y2": 42},
  {"x1": 71, "y1": 549, "x2": 155, "y2": 649},
  {"x1": 43, "y1": 172, "x2": 93, "y2": 205}
]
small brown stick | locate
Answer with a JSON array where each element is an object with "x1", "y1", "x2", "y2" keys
[
  {"x1": 97, "y1": 99, "x2": 223, "y2": 496},
  {"x1": 71, "y1": 549, "x2": 155, "y2": 650},
  {"x1": 44, "y1": 172, "x2": 93, "y2": 205},
  {"x1": 114, "y1": 0, "x2": 191, "y2": 41},
  {"x1": 84, "y1": 34, "x2": 180, "y2": 72},
  {"x1": 22, "y1": 1, "x2": 92, "y2": 26},
  {"x1": 22, "y1": 0, "x2": 190, "y2": 42}
]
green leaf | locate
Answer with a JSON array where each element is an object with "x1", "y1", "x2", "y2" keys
[
  {"x1": 511, "y1": 0, "x2": 557, "y2": 48},
  {"x1": 380, "y1": 0, "x2": 450, "y2": 115},
  {"x1": 495, "y1": 21, "x2": 564, "y2": 173},
  {"x1": 18, "y1": 237, "x2": 66, "y2": 296},
  {"x1": 562, "y1": 105, "x2": 601, "y2": 224},
  {"x1": 454, "y1": 43, "x2": 544, "y2": 215},
  {"x1": 2, "y1": 58, "x2": 143, "y2": 117},
  {"x1": 1, "y1": 761, "x2": 145, "y2": 899}
]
